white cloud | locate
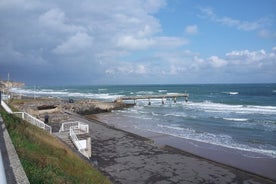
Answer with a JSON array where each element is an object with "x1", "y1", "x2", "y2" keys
[
  {"x1": 117, "y1": 36, "x2": 155, "y2": 50},
  {"x1": 105, "y1": 63, "x2": 147, "y2": 75},
  {"x1": 1, "y1": 0, "x2": 275, "y2": 84},
  {"x1": 53, "y1": 32, "x2": 93, "y2": 54},
  {"x1": 185, "y1": 25, "x2": 198, "y2": 35},
  {"x1": 199, "y1": 7, "x2": 270, "y2": 31},
  {"x1": 208, "y1": 56, "x2": 227, "y2": 68},
  {"x1": 225, "y1": 49, "x2": 267, "y2": 64},
  {"x1": 39, "y1": 8, "x2": 85, "y2": 33},
  {"x1": 106, "y1": 47, "x2": 276, "y2": 82}
]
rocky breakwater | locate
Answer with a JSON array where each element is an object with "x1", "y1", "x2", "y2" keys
[{"x1": 65, "y1": 99, "x2": 133, "y2": 115}]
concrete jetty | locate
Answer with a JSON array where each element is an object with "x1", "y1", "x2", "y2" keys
[{"x1": 117, "y1": 93, "x2": 189, "y2": 105}]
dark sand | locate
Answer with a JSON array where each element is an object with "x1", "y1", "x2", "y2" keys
[
  {"x1": 65, "y1": 112, "x2": 275, "y2": 184},
  {"x1": 99, "y1": 121, "x2": 276, "y2": 181}
]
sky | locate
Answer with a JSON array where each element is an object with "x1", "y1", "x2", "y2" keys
[{"x1": 0, "y1": 0, "x2": 275, "y2": 86}]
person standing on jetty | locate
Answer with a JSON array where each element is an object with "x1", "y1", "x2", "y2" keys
[{"x1": 44, "y1": 114, "x2": 49, "y2": 124}]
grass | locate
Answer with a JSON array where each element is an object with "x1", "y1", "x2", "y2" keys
[{"x1": 0, "y1": 108, "x2": 111, "y2": 184}]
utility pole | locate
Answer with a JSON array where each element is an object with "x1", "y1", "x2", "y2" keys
[{"x1": 7, "y1": 73, "x2": 10, "y2": 89}]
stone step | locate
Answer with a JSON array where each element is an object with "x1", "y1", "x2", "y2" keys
[{"x1": 53, "y1": 132, "x2": 75, "y2": 149}]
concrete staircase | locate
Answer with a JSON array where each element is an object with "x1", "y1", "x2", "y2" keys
[{"x1": 53, "y1": 132, "x2": 75, "y2": 150}]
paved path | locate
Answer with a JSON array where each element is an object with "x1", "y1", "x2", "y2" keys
[{"x1": 69, "y1": 113, "x2": 275, "y2": 184}]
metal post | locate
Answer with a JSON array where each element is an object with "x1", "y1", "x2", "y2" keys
[{"x1": 0, "y1": 91, "x2": 2, "y2": 102}]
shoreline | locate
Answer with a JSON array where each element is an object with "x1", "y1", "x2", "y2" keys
[{"x1": 92, "y1": 113, "x2": 276, "y2": 181}]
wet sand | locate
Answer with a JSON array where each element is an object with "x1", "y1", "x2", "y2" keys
[{"x1": 96, "y1": 120, "x2": 276, "y2": 181}]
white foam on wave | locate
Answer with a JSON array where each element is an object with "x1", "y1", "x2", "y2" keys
[
  {"x1": 229, "y1": 92, "x2": 239, "y2": 95},
  {"x1": 158, "y1": 90, "x2": 167, "y2": 93},
  {"x1": 167, "y1": 92, "x2": 181, "y2": 95},
  {"x1": 10, "y1": 87, "x2": 68, "y2": 96},
  {"x1": 187, "y1": 101, "x2": 276, "y2": 115},
  {"x1": 163, "y1": 112, "x2": 187, "y2": 118},
  {"x1": 223, "y1": 91, "x2": 239, "y2": 95},
  {"x1": 154, "y1": 124, "x2": 276, "y2": 158},
  {"x1": 98, "y1": 88, "x2": 107, "y2": 91},
  {"x1": 10, "y1": 87, "x2": 122, "y2": 100},
  {"x1": 223, "y1": 118, "x2": 248, "y2": 122},
  {"x1": 136, "y1": 91, "x2": 154, "y2": 95}
]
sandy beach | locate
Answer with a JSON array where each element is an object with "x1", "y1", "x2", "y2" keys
[{"x1": 7, "y1": 97, "x2": 276, "y2": 184}]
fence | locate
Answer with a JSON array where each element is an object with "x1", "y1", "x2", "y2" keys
[
  {"x1": 1, "y1": 100, "x2": 13, "y2": 114},
  {"x1": 12, "y1": 112, "x2": 52, "y2": 134},
  {"x1": 60, "y1": 121, "x2": 90, "y2": 158},
  {"x1": 0, "y1": 100, "x2": 52, "y2": 134},
  {"x1": 59, "y1": 121, "x2": 89, "y2": 134},
  {"x1": 69, "y1": 127, "x2": 85, "y2": 150}
]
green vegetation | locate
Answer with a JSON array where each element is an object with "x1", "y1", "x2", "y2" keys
[{"x1": 0, "y1": 108, "x2": 111, "y2": 184}]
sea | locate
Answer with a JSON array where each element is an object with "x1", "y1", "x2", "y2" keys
[{"x1": 10, "y1": 84, "x2": 276, "y2": 160}]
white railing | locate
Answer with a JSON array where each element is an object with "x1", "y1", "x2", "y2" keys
[
  {"x1": 13, "y1": 112, "x2": 52, "y2": 134},
  {"x1": 0, "y1": 116, "x2": 7, "y2": 184},
  {"x1": 1, "y1": 100, "x2": 52, "y2": 134},
  {"x1": 59, "y1": 121, "x2": 89, "y2": 134},
  {"x1": 1, "y1": 100, "x2": 13, "y2": 114},
  {"x1": 61, "y1": 121, "x2": 90, "y2": 158},
  {"x1": 69, "y1": 127, "x2": 90, "y2": 158},
  {"x1": 69, "y1": 127, "x2": 85, "y2": 151}
]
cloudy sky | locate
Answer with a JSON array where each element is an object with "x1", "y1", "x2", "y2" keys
[{"x1": 0, "y1": 0, "x2": 275, "y2": 85}]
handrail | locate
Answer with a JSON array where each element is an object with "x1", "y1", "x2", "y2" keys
[
  {"x1": 0, "y1": 151, "x2": 7, "y2": 184},
  {"x1": 1, "y1": 100, "x2": 13, "y2": 114},
  {"x1": 13, "y1": 112, "x2": 52, "y2": 134},
  {"x1": 60, "y1": 121, "x2": 90, "y2": 158},
  {"x1": 59, "y1": 121, "x2": 79, "y2": 132},
  {"x1": 59, "y1": 121, "x2": 89, "y2": 134},
  {"x1": 1, "y1": 100, "x2": 52, "y2": 134},
  {"x1": 69, "y1": 127, "x2": 85, "y2": 151},
  {"x1": 0, "y1": 116, "x2": 7, "y2": 184}
]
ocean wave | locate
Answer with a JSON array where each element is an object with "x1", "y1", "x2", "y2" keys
[
  {"x1": 167, "y1": 92, "x2": 181, "y2": 95},
  {"x1": 158, "y1": 90, "x2": 167, "y2": 93},
  {"x1": 186, "y1": 101, "x2": 276, "y2": 115},
  {"x1": 136, "y1": 91, "x2": 154, "y2": 95},
  {"x1": 163, "y1": 113, "x2": 187, "y2": 118},
  {"x1": 10, "y1": 87, "x2": 68, "y2": 96},
  {"x1": 223, "y1": 91, "x2": 239, "y2": 95},
  {"x1": 98, "y1": 88, "x2": 107, "y2": 91},
  {"x1": 10, "y1": 87, "x2": 122, "y2": 100},
  {"x1": 223, "y1": 118, "x2": 248, "y2": 122}
]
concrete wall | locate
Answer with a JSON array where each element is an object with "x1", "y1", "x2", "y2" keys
[{"x1": 0, "y1": 116, "x2": 30, "y2": 184}]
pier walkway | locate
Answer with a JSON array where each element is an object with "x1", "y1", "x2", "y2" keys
[{"x1": 117, "y1": 93, "x2": 189, "y2": 105}]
